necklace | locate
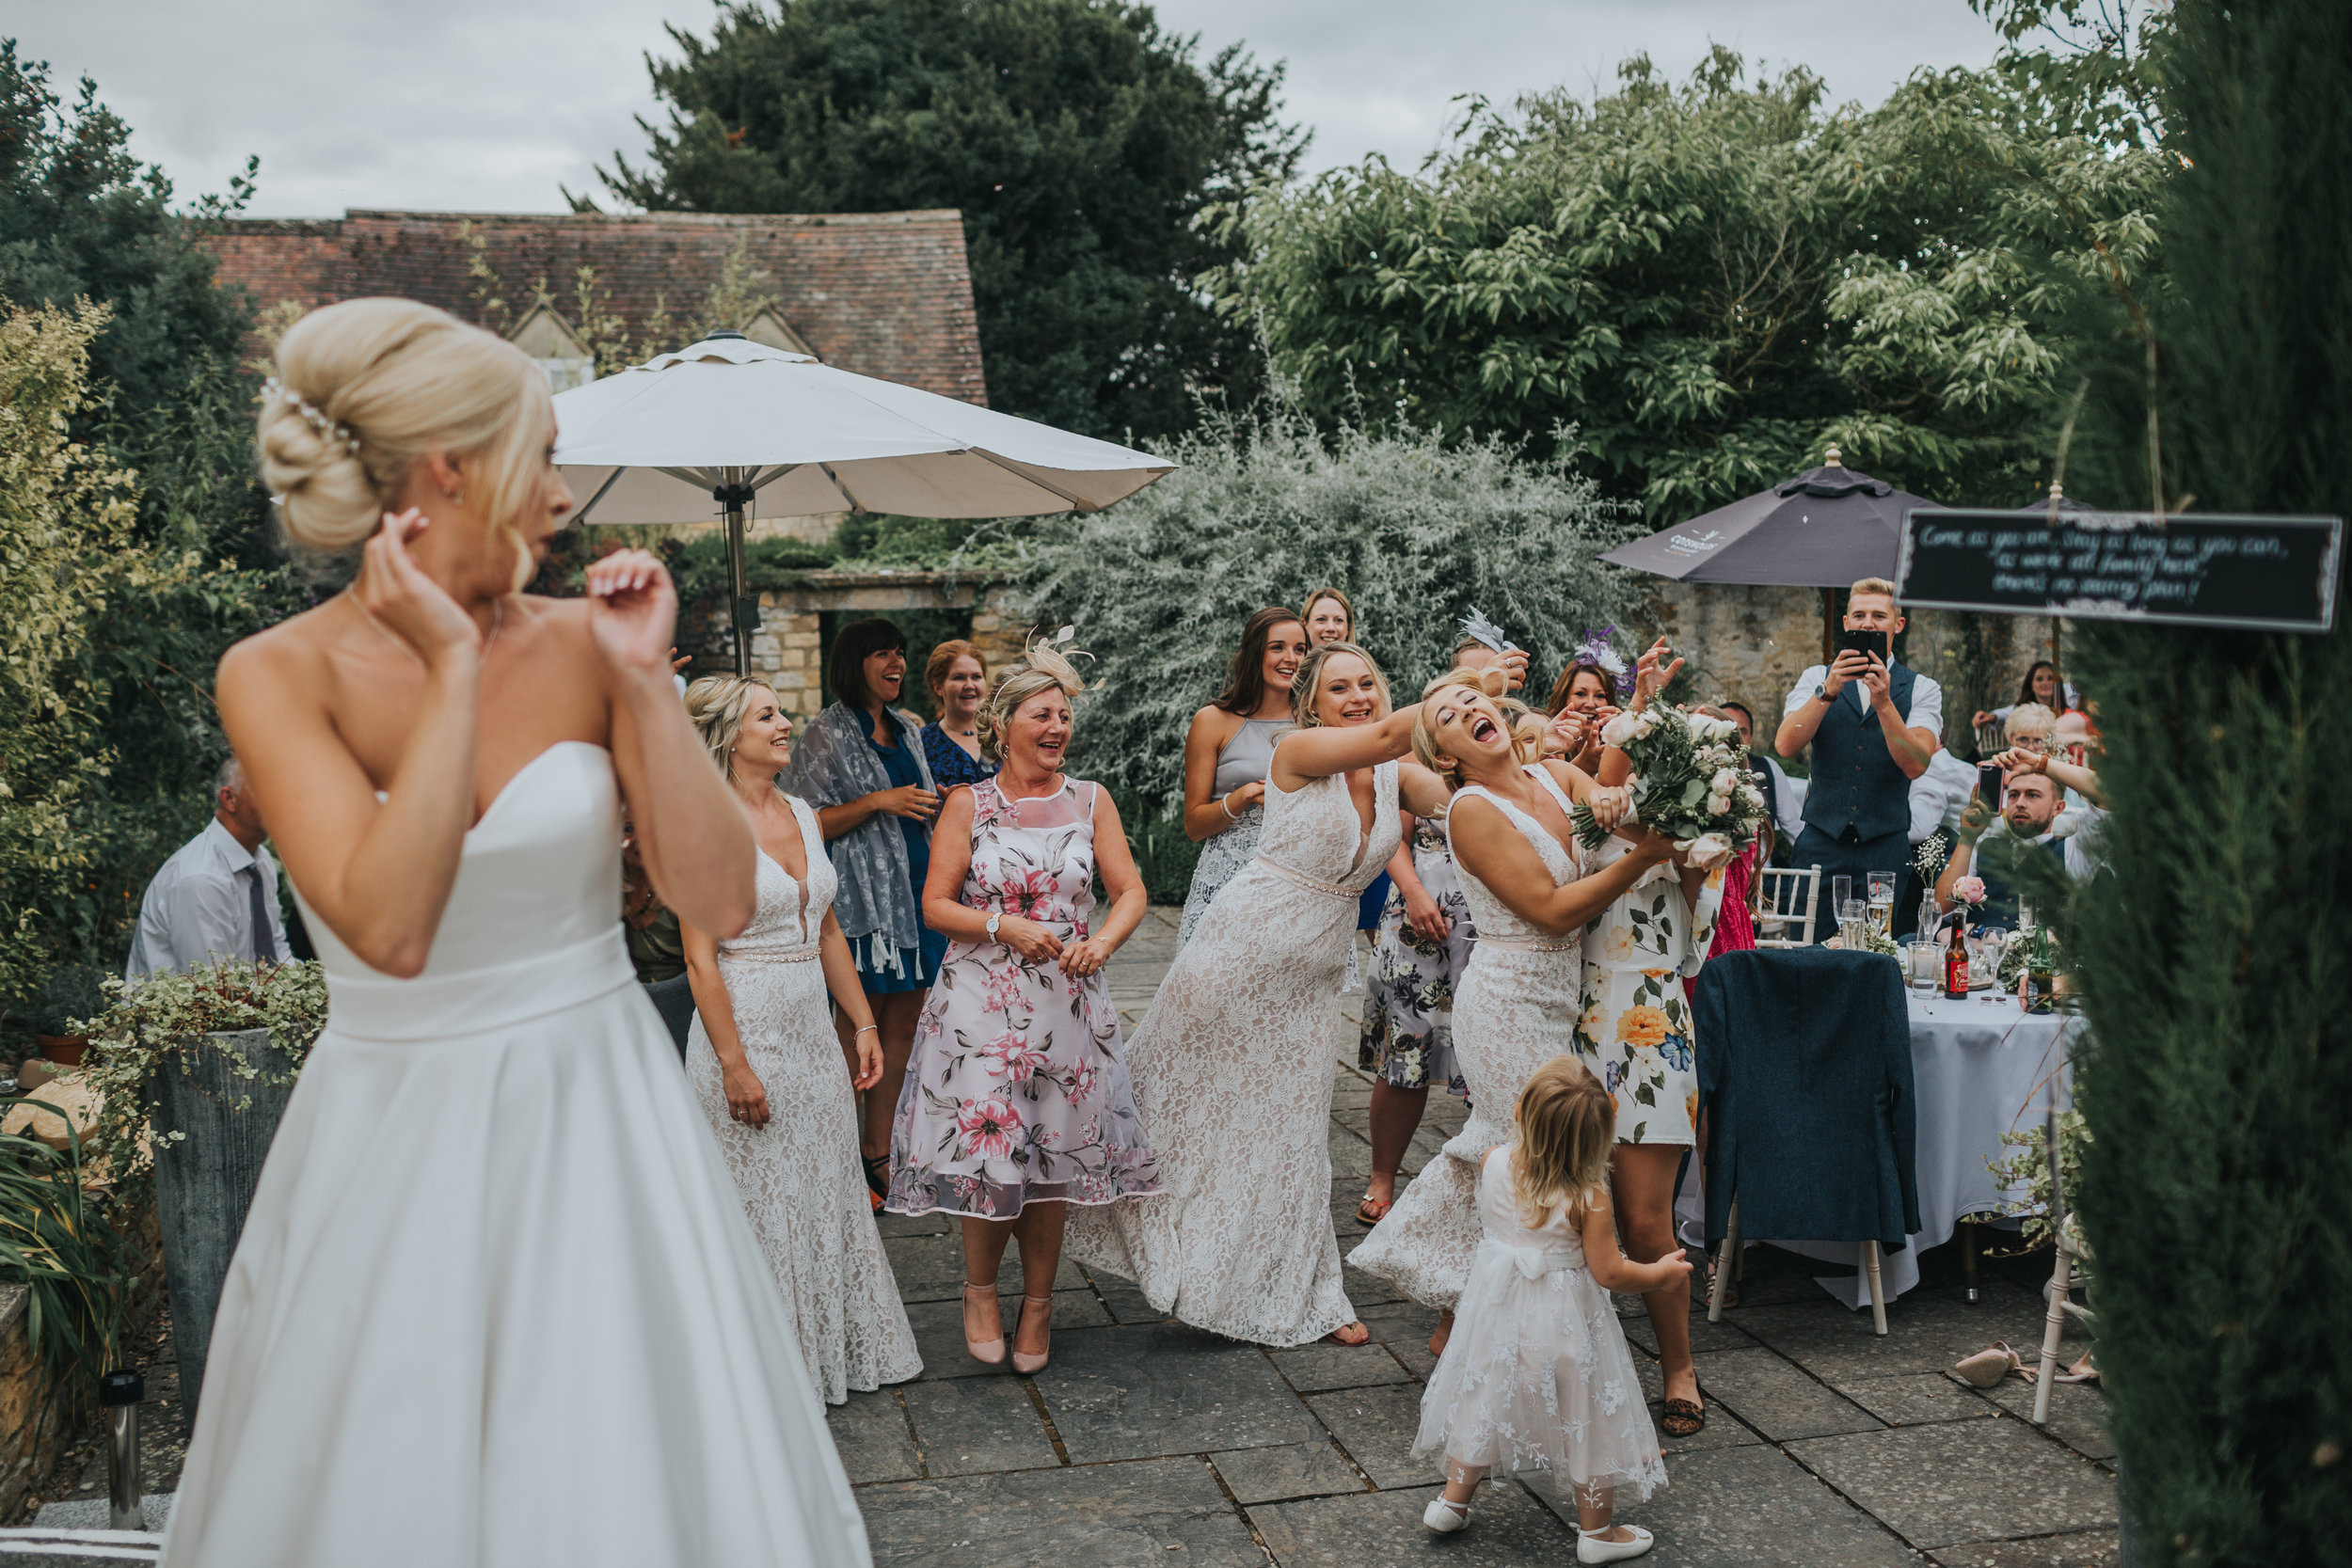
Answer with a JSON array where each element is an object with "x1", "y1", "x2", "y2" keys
[{"x1": 351, "y1": 593, "x2": 506, "y2": 660}]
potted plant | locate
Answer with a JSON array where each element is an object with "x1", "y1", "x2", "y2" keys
[
  {"x1": 29, "y1": 964, "x2": 113, "y2": 1067},
  {"x1": 80, "y1": 959, "x2": 327, "y2": 1419}
]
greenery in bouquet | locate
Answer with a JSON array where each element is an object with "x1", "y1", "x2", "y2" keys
[
  {"x1": 1566, "y1": 700, "x2": 1768, "y2": 862},
  {"x1": 78, "y1": 959, "x2": 328, "y2": 1216}
]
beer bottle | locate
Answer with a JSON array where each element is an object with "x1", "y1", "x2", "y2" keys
[{"x1": 1943, "y1": 916, "x2": 1971, "y2": 999}]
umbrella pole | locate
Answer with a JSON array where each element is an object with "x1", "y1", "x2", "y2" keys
[
  {"x1": 1821, "y1": 588, "x2": 1841, "y2": 666},
  {"x1": 722, "y1": 469, "x2": 755, "y2": 678}
]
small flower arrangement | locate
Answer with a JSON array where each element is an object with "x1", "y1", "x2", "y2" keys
[
  {"x1": 1950, "y1": 875, "x2": 1987, "y2": 909},
  {"x1": 1566, "y1": 699, "x2": 1767, "y2": 870},
  {"x1": 77, "y1": 958, "x2": 328, "y2": 1215},
  {"x1": 1913, "y1": 832, "x2": 1954, "y2": 879}
]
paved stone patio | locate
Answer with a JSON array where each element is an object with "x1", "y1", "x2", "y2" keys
[{"x1": 843, "y1": 906, "x2": 2120, "y2": 1567}]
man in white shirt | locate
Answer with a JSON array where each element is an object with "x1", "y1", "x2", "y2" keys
[
  {"x1": 1773, "y1": 578, "x2": 1944, "y2": 939},
  {"x1": 126, "y1": 755, "x2": 293, "y2": 979}
]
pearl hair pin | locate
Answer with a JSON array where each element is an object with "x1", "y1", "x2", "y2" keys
[{"x1": 262, "y1": 376, "x2": 361, "y2": 456}]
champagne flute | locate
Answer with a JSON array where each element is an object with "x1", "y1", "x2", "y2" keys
[{"x1": 1838, "y1": 897, "x2": 1867, "y2": 950}]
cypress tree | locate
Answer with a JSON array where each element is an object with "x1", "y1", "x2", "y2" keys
[{"x1": 2058, "y1": 0, "x2": 2352, "y2": 1560}]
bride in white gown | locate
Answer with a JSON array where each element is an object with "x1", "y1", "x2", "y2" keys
[
  {"x1": 1066, "y1": 642, "x2": 1450, "y2": 1347},
  {"x1": 167, "y1": 298, "x2": 866, "y2": 1568},
  {"x1": 680, "y1": 676, "x2": 920, "y2": 1402},
  {"x1": 1351, "y1": 672, "x2": 1671, "y2": 1331}
]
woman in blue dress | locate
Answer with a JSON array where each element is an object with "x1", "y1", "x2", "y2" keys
[
  {"x1": 919, "y1": 639, "x2": 996, "y2": 793},
  {"x1": 781, "y1": 617, "x2": 945, "y2": 1205}
]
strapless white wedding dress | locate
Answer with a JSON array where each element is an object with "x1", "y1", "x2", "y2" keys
[{"x1": 161, "y1": 742, "x2": 869, "y2": 1568}]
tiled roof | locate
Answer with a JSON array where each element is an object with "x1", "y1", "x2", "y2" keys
[{"x1": 200, "y1": 209, "x2": 987, "y2": 404}]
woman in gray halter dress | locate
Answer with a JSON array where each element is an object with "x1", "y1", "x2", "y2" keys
[{"x1": 1175, "y1": 607, "x2": 1312, "y2": 948}]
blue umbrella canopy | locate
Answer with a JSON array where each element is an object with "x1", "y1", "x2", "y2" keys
[{"x1": 1601, "y1": 449, "x2": 1944, "y2": 588}]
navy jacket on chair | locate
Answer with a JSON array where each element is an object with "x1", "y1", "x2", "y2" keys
[{"x1": 1693, "y1": 947, "x2": 1920, "y2": 1250}]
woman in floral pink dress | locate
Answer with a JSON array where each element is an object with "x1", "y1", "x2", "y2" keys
[{"x1": 885, "y1": 639, "x2": 1162, "y2": 1373}]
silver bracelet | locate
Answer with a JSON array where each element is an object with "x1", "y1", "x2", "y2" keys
[
  {"x1": 854, "y1": 1024, "x2": 879, "y2": 1037},
  {"x1": 1220, "y1": 792, "x2": 1240, "y2": 823}
]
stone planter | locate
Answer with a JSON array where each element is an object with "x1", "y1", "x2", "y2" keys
[{"x1": 150, "y1": 1028, "x2": 296, "y2": 1423}]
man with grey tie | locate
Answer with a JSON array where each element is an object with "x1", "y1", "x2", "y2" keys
[{"x1": 125, "y1": 755, "x2": 292, "y2": 978}]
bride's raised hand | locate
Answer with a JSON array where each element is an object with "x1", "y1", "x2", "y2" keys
[
  {"x1": 354, "y1": 509, "x2": 480, "y2": 666},
  {"x1": 1631, "y1": 638, "x2": 1683, "y2": 706},
  {"x1": 585, "y1": 548, "x2": 679, "y2": 679}
]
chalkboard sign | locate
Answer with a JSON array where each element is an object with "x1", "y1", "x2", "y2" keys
[{"x1": 1896, "y1": 509, "x2": 2343, "y2": 632}]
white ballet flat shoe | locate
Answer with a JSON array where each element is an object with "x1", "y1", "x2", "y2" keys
[
  {"x1": 1576, "y1": 1524, "x2": 1654, "y2": 1563},
  {"x1": 1422, "y1": 1497, "x2": 1471, "y2": 1534}
]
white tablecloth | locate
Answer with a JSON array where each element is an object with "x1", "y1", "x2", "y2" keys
[{"x1": 1677, "y1": 988, "x2": 2077, "y2": 1309}]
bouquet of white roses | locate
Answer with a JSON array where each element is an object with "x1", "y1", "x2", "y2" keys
[{"x1": 1565, "y1": 700, "x2": 1768, "y2": 871}]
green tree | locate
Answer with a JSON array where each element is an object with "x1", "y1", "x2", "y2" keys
[
  {"x1": 2045, "y1": 0, "x2": 2352, "y2": 1559},
  {"x1": 595, "y1": 0, "x2": 1305, "y2": 441},
  {"x1": 1211, "y1": 42, "x2": 2165, "y2": 521},
  {"x1": 0, "y1": 44, "x2": 293, "y2": 991},
  {"x1": 1002, "y1": 407, "x2": 1637, "y2": 813}
]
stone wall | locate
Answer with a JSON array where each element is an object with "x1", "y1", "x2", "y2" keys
[
  {"x1": 1628, "y1": 581, "x2": 2064, "y2": 758},
  {"x1": 685, "y1": 571, "x2": 1030, "y2": 715}
]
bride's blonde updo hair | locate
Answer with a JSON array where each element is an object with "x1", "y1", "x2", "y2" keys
[
  {"x1": 1410, "y1": 666, "x2": 1541, "y2": 787},
  {"x1": 259, "y1": 298, "x2": 553, "y2": 575},
  {"x1": 977, "y1": 636, "x2": 1088, "y2": 763}
]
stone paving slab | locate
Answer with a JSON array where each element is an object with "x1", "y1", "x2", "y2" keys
[
  {"x1": 1688, "y1": 1346, "x2": 1883, "y2": 1442},
  {"x1": 831, "y1": 1389, "x2": 923, "y2": 1484},
  {"x1": 1979, "y1": 1373, "x2": 2116, "y2": 1463},
  {"x1": 1633, "y1": 1356, "x2": 1766, "y2": 1454},
  {"x1": 1925, "y1": 1528, "x2": 2124, "y2": 1567},
  {"x1": 1834, "y1": 1371, "x2": 2001, "y2": 1427},
  {"x1": 1788, "y1": 1418, "x2": 2119, "y2": 1550},
  {"x1": 1034, "y1": 1322, "x2": 1317, "y2": 1463},
  {"x1": 1270, "y1": 1340, "x2": 1414, "y2": 1394},
  {"x1": 1627, "y1": 1444, "x2": 1923, "y2": 1567},
  {"x1": 1251, "y1": 1477, "x2": 1577, "y2": 1568},
  {"x1": 1304, "y1": 1384, "x2": 1433, "y2": 1488},
  {"x1": 903, "y1": 1376, "x2": 1062, "y2": 1476},
  {"x1": 859, "y1": 1456, "x2": 1264, "y2": 1566},
  {"x1": 1209, "y1": 1436, "x2": 1368, "y2": 1505}
]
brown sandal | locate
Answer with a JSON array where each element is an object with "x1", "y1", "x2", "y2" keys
[
  {"x1": 1659, "y1": 1396, "x2": 1707, "y2": 1437},
  {"x1": 1355, "y1": 1194, "x2": 1394, "y2": 1226}
]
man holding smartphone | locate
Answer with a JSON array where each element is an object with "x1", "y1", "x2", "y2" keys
[{"x1": 1773, "y1": 577, "x2": 1943, "y2": 941}]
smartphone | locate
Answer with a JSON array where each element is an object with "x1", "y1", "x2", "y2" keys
[
  {"x1": 1978, "y1": 763, "x2": 2004, "y2": 804},
  {"x1": 1837, "y1": 627, "x2": 1890, "y2": 663}
]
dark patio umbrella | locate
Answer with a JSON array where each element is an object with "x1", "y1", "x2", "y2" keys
[{"x1": 1601, "y1": 447, "x2": 1943, "y2": 588}]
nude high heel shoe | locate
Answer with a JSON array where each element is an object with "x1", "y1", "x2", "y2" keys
[
  {"x1": 962, "y1": 1283, "x2": 1006, "y2": 1366},
  {"x1": 1010, "y1": 1293, "x2": 1054, "y2": 1374}
]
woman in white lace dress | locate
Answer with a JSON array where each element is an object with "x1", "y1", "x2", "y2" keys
[
  {"x1": 1067, "y1": 641, "x2": 1449, "y2": 1347},
  {"x1": 1351, "y1": 672, "x2": 1672, "y2": 1340},
  {"x1": 682, "y1": 677, "x2": 920, "y2": 1403},
  {"x1": 1175, "y1": 608, "x2": 1311, "y2": 949}
]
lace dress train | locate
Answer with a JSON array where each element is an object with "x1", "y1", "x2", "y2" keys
[{"x1": 1066, "y1": 763, "x2": 1400, "y2": 1346}]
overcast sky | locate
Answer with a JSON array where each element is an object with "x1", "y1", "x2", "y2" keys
[{"x1": 13, "y1": 0, "x2": 2001, "y2": 218}]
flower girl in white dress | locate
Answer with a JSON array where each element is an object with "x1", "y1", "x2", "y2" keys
[{"x1": 1414, "y1": 1056, "x2": 1690, "y2": 1564}]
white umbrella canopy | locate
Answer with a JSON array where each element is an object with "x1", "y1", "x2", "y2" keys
[
  {"x1": 551, "y1": 332, "x2": 1174, "y2": 673},
  {"x1": 554, "y1": 333, "x2": 1174, "y2": 523}
]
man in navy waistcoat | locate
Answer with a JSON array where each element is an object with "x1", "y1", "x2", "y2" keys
[{"x1": 1773, "y1": 578, "x2": 1943, "y2": 941}]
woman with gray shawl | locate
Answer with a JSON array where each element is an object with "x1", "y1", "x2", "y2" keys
[{"x1": 780, "y1": 617, "x2": 943, "y2": 1204}]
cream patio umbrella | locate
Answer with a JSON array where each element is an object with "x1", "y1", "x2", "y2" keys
[{"x1": 553, "y1": 331, "x2": 1176, "y2": 674}]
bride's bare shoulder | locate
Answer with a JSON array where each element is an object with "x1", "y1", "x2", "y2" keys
[{"x1": 216, "y1": 600, "x2": 343, "y2": 695}]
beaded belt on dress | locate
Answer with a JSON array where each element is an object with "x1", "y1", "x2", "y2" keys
[
  {"x1": 725, "y1": 943, "x2": 820, "y2": 964},
  {"x1": 1477, "y1": 933, "x2": 1579, "y2": 953},
  {"x1": 1258, "y1": 857, "x2": 1356, "y2": 900}
]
